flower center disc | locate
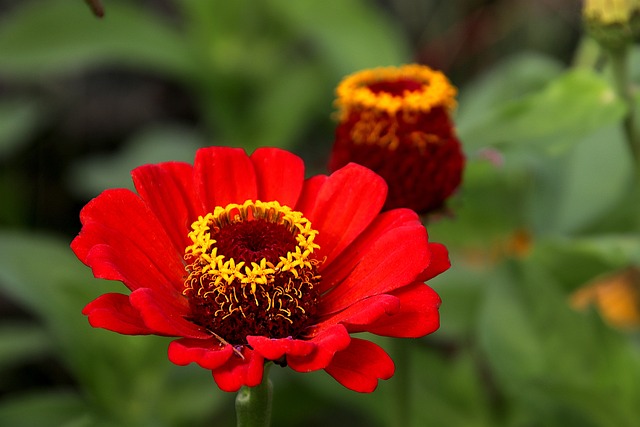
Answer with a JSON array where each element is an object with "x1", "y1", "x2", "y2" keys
[
  {"x1": 183, "y1": 200, "x2": 321, "y2": 344},
  {"x1": 366, "y1": 78, "x2": 424, "y2": 96}
]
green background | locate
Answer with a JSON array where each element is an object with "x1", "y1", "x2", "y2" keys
[{"x1": 0, "y1": 1, "x2": 639, "y2": 426}]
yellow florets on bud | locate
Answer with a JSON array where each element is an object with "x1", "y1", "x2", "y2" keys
[
  {"x1": 335, "y1": 64, "x2": 458, "y2": 121},
  {"x1": 583, "y1": 0, "x2": 640, "y2": 50}
]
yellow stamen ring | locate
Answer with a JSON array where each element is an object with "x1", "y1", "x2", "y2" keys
[
  {"x1": 183, "y1": 200, "x2": 321, "y2": 344},
  {"x1": 185, "y1": 200, "x2": 319, "y2": 286},
  {"x1": 335, "y1": 64, "x2": 458, "y2": 120}
]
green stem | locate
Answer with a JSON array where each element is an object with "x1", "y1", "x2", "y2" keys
[
  {"x1": 235, "y1": 364, "x2": 273, "y2": 427},
  {"x1": 633, "y1": 166, "x2": 640, "y2": 232},
  {"x1": 391, "y1": 340, "x2": 411, "y2": 427},
  {"x1": 571, "y1": 35, "x2": 602, "y2": 70},
  {"x1": 609, "y1": 46, "x2": 640, "y2": 167},
  {"x1": 608, "y1": 45, "x2": 640, "y2": 232}
]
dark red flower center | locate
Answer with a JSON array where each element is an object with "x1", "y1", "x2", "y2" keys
[
  {"x1": 211, "y1": 219, "x2": 298, "y2": 266},
  {"x1": 183, "y1": 201, "x2": 321, "y2": 345},
  {"x1": 366, "y1": 78, "x2": 424, "y2": 96}
]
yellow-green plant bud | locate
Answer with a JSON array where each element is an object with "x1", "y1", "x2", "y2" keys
[{"x1": 583, "y1": 0, "x2": 640, "y2": 50}]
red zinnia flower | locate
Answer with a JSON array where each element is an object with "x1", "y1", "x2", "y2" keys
[
  {"x1": 329, "y1": 64, "x2": 465, "y2": 214},
  {"x1": 71, "y1": 146, "x2": 449, "y2": 392}
]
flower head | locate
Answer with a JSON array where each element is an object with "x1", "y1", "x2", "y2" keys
[
  {"x1": 72, "y1": 147, "x2": 449, "y2": 392},
  {"x1": 583, "y1": 0, "x2": 640, "y2": 50},
  {"x1": 329, "y1": 64, "x2": 465, "y2": 214}
]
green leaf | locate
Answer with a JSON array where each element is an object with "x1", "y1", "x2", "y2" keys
[
  {"x1": 247, "y1": 62, "x2": 329, "y2": 150},
  {"x1": 532, "y1": 240, "x2": 622, "y2": 292},
  {"x1": 0, "y1": 232, "x2": 151, "y2": 410},
  {"x1": 478, "y1": 266, "x2": 546, "y2": 384},
  {"x1": 68, "y1": 124, "x2": 205, "y2": 198},
  {"x1": 478, "y1": 260, "x2": 640, "y2": 427},
  {"x1": 267, "y1": 0, "x2": 410, "y2": 76},
  {"x1": 0, "y1": 391, "x2": 89, "y2": 427},
  {"x1": 457, "y1": 53, "x2": 564, "y2": 131},
  {"x1": 406, "y1": 346, "x2": 494, "y2": 427},
  {"x1": 0, "y1": 0, "x2": 192, "y2": 79},
  {"x1": 425, "y1": 249, "x2": 497, "y2": 340},
  {"x1": 459, "y1": 69, "x2": 627, "y2": 154},
  {"x1": 0, "y1": 233, "x2": 82, "y2": 316},
  {"x1": 0, "y1": 323, "x2": 51, "y2": 372},
  {"x1": 427, "y1": 155, "x2": 530, "y2": 249},
  {"x1": 271, "y1": 335, "x2": 409, "y2": 426},
  {"x1": 0, "y1": 99, "x2": 43, "y2": 159},
  {"x1": 538, "y1": 234, "x2": 640, "y2": 271},
  {"x1": 0, "y1": 232, "x2": 225, "y2": 426},
  {"x1": 526, "y1": 124, "x2": 633, "y2": 234},
  {"x1": 551, "y1": 126, "x2": 633, "y2": 232}
]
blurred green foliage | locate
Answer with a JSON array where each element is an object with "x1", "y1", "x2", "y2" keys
[{"x1": 1, "y1": 1, "x2": 639, "y2": 426}]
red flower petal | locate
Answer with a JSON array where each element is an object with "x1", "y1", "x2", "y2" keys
[
  {"x1": 250, "y1": 148, "x2": 305, "y2": 207},
  {"x1": 167, "y1": 337, "x2": 234, "y2": 369},
  {"x1": 82, "y1": 240, "x2": 177, "y2": 294},
  {"x1": 301, "y1": 163, "x2": 387, "y2": 266},
  {"x1": 129, "y1": 288, "x2": 209, "y2": 338},
  {"x1": 194, "y1": 147, "x2": 257, "y2": 211},
  {"x1": 418, "y1": 242, "x2": 451, "y2": 282},
  {"x1": 212, "y1": 347, "x2": 265, "y2": 392},
  {"x1": 325, "y1": 338, "x2": 395, "y2": 393},
  {"x1": 366, "y1": 282, "x2": 441, "y2": 338},
  {"x1": 286, "y1": 324, "x2": 351, "y2": 372},
  {"x1": 319, "y1": 208, "x2": 421, "y2": 292},
  {"x1": 82, "y1": 293, "x2": 153, "y2": 335},
  {"x1": 72, "y1": 146, "x2": 450, "y2": 394},
  {"x1": 71, "y1": 189, "x2": 185, "y2": 293},
  {"x1": 315, "y1": 294, "x2": 400, "y2": 333},
  {"x1": 132, "y1": 162, "x2": 202, "y2": 255},
  {"x1": 319, "y1": 216, "x2": 429, "y2": 314},
  {"x1": 246, "y1": 335, "x2": 315, "y2": 360},
  {"x1": 295, "y1": 174, "x2": 327, "y2": 214}
]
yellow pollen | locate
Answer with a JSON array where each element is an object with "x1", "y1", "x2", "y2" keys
[
  {"x1": 347, "y1": 108, "x2": 446, "y2": 152},
  {"x1": 335, "y1": 64, "x2": 458, "y2": 121},
  {"x1": 182, "y1": 200, "x2": 321, "y2": 333}
]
